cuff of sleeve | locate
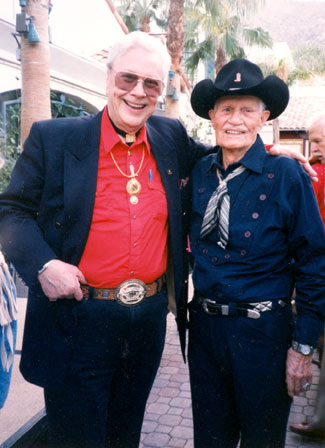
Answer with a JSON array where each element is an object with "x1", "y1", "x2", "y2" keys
[
  {"x1": 38, "y1": 259, "x2": 56, "y2": 275},
  {"x1": 293, "y1": 316, "x2": 324, "y2": 346}
]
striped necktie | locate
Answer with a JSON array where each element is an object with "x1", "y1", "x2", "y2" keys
[{"x1": 200, "y1": 165, "x2": 247, "y2": 248}]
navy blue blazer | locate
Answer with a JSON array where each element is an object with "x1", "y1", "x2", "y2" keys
[{"x1": 0, "y1": 110, "x2": 207, "y2": 390}]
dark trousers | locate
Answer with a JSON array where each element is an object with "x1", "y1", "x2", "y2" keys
[
  {"x1": 45, "y1": 289, "x2": 168, "y2": 448},
  {"x1": 188, "y1": 299, "x2": 293, "y2": 448}
]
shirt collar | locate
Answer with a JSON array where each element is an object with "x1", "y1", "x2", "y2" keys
[
  {"x1": 101, "y1": 106, "x2": 150, "y2": 155},
  {"x1": 208, "y1": 135, "x2": 267, "y2": 175}
]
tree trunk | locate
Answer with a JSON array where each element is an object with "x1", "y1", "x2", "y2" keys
[
  {"x1": 166, "y1": 0, "x2": 184, "y2": 119},
  {"x1": 214, "y1": 44, "x2": 227, "y2": 76},
  {"x1": 273, "y1": 62, "x2": 288, "y2": 144},
  {"x1": 21, "y1": 0, "x2": 51, "y2": 145},
  {"x1": 104, "y1": 0, "x2": 129, "y2": 34},
  {"x1": 141, "y1": 15, "x2": 150, "y2": 33},
  {"x1": 273, "y1": 118, "x2": 280, "y2": 144}
]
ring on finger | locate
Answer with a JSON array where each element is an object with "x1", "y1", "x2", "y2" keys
[{"x1": 302, "y1": 382, "x2": 311, "y2": 391}]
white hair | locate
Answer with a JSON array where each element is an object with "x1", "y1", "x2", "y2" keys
[
  {"x1": 310, "y1": 115, "x2": 325, "y2": 135},
  {"x1": 107, "y1": 32, "x2": 171, "y2": 80},
  {"x1": 259, "y1": 100, "x2": 267, "y2": 112}
]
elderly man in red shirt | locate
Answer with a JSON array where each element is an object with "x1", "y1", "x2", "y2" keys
[{"x1": 0, "y1": 32, "x2": 204, "y2": 448}]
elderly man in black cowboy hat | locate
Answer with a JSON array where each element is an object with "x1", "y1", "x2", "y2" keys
[{"x1": 188, "y1": 58, "x2": 325, "y2": 448}]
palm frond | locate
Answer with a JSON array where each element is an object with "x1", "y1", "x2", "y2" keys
[
  {"x1": 185, "y1": 38, "x2": 215, "y2": 74},
  {"x1": 241, "y1": 26, "x2": 273, "y2": 48}
]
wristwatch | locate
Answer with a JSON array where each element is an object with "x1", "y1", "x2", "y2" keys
[{"x1": 292, "y1": 340, "x2": 315, "y2": 356}]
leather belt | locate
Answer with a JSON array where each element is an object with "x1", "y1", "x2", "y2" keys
[
  {"x1": 81, "y1": 275, "x2": 165, "y2": 306},
  {"x1": 197, "y1": 296, "x2": 290, "y2": 319}
]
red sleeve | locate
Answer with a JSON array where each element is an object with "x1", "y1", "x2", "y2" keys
[{"x1": 312, "y1": 165, "x2": 325, "y2": 226}]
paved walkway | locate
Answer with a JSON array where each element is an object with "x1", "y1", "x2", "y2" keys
[{"x1": 140, "y1": 313, "x2": 325, "y2": 448}]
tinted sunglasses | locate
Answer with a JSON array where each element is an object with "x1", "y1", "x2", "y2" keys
[{"x1": 114, "y1": 71, "x2": 164, "y2": 97}]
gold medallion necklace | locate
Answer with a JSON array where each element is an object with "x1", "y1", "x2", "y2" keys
[{"x1": 110, "y1": 144, "x2": 145, "y2": 204}]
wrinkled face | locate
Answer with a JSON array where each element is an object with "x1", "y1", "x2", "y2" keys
[
  {"x1": 106, "y1": 48, "x2": 164, "y2": 134},
  {"x1": 208, "y1": 96, "x2": 270, "y2": 153},
  {"x1": 309, "y1": 121, "x2": 325, "y2": 164}
]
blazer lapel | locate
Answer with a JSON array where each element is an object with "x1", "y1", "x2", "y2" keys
[
  {"x1": 146, "y1": 121, "x2": 183, "y2": 307},
  {"x1": 146, "y1": 122, "x2": 181, "y2": 219},
  {"x1": 63, "y1": 111, "x2": 102, "y2": 264}
]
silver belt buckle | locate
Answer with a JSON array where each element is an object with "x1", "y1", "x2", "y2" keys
[
  {"x1": 247, "y1": 309, "x2": 261, "y2": 319},
  {"x1": 115, "y1": 279, "x2": 146, "y2": 307},
  {"x1": 202, "y1": 299, "x2": 219, "y2": 315}
]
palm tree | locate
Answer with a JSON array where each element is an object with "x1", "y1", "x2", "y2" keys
[
  {"x1": 21, "y1": 0, "x2": 51, "y2": 145},
  {"x1": 165, "y1": 0, "x2": 185, "y2": 118},
  {"x1": 185, "y1": 0, "x2": 272, "y2": 77},
  {"x1": 115, "y1": 0, "x2": 167, "y2": 32}
]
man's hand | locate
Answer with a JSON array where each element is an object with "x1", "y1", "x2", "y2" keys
[
  {"x1": 38, "y1": 259, "x2": 87, "y2": 301},
  {"x1": 269, "y1": 145, "x2": 318, "y2": 182},
  {"x1": 286, "y1": 347, "x2": 313, "y2": 398}
]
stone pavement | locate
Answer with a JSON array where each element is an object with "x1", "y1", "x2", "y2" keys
[{"x1": 140, "y1": 313, "x2": 325, "y2": 448}]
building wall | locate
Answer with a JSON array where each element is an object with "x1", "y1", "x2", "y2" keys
[{"x1": 0, "y1": 0, "x2": 125, "y2": 114}]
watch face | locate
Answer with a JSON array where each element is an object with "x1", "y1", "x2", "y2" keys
[{"x1": 301, "y1": 345, "x2": 312, "y2": 355}]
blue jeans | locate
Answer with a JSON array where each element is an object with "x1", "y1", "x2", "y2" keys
[
  {"x1": 45, "y1": 289, "x2": 168, "y2": 448},
  {"x1": 188, "y1": 299, "x2": 293, "y2": 448}
]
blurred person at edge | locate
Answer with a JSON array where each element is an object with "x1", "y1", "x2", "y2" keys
[
  {"x1": 0, "y1": 154, "x2": 18, "y2": 410},
  {"x1": 0, "y1": 31, "x2": 316, "y2": 447},
  {"x1": 188, "y1": 58, "x2": 325, "y2": 448},
  {"x1": 309, "y1": 116, "x2": 325, "y2": 224},
  {"x1": 290, "y1": 115, "x2": 325, "y2": 439}
]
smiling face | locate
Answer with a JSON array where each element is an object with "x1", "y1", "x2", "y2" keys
[
  {"x1": 309, "y1": 119, "x2": 325, "y2": 164},
  {"x1": 208, "y1": 96, "x2": 270, "y2": 156},
  {"x1": 106, "y1": 47, "x2": 164, "y2": 134}
]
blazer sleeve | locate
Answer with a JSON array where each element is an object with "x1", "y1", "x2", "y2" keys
[
  {"x1": 177, "y1": 120, "x2": 212, "y2": 170},
  {"x1": 0, "y1": 122, "x2": 58, "y2": 286}
]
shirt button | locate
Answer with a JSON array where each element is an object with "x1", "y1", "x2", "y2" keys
[
  {"x1": 244, "y1": 231, "x2": 251, "y2": 238},
  {"x1": 240, "y1": 249, "x2": 247, "y2": 256},
  {"x1": 133, "y1": 215, "x2": 136, "y2": 219},
  {"x1": 224, "y1": 254, "x2": 230, "y2": 259},
  {"x1": 252, "y1": 212, "x2": 259, "y2": 219},
  {"x1": 133, "y1": 243, "x2": 137, "y2": 247},
  {"x1": 130, "y1": 271, "x2": 135, "y2": 275},
  {"x1": 268, "y1": 173, "x2": 275, "y2": 179},
  {"x1": 211, "y1": 256, "x2": 218, "y2": 264},
  {"x1": 203, "y1": 248, "x2": 208, "y2": 254},
  {"x1": 198, "y1": 188, "x2": 205, "y2": 193},
  {"x1": 259, "y1": 194, "x2": 267, "y2": 201},
  {"x1": 55, "y1": 222, "x2": 62, "y2": 229}
]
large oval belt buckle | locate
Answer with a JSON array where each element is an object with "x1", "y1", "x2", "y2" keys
[{"x1": 115, "y1": 279, "x2": 146, "y2": 307}]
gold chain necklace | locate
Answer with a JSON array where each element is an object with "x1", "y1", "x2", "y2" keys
[{"x1": 110, "y1": 144, "x2": 145, "y2": 204}]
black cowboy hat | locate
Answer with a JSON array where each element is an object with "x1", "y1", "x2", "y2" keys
[{"x1": 190, "y1": 58, "x2": 289, "y2": 120}]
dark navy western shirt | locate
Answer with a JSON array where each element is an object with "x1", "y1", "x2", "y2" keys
[{"x1": 190, "y1": 135, "x2": 325, "y2": 346}]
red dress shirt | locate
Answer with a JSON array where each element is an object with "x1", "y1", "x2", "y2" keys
[
  {"x1": 312, "y1": 163, "x2": 325, "y2": 226},
  {"x1": 78, "y1": 108, "x2": 168, "y2": 287}
]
